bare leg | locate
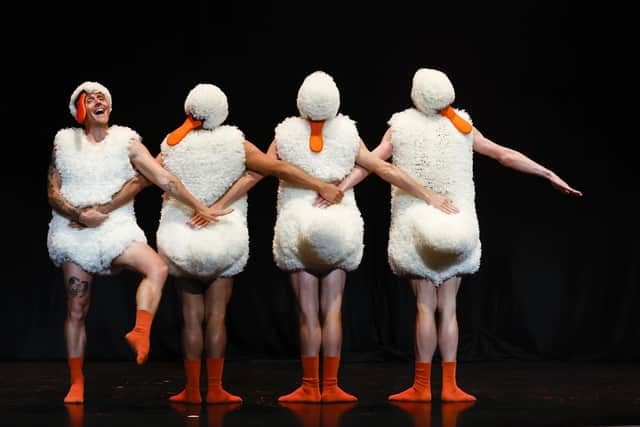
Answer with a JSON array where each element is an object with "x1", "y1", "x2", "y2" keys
[
  {"x1": 204, "y1": 277, "x2": 241, "y2": 403},
  {"x1": 319, "y1": 269, "x2": 346, "y2": 357},
  {"x1": 169, "y1": 278, "x2": 205, "y2": 404},
  {"x1": 204, "y1": 277, "x2": 233, "y2": 358},
  {"x1": 177, "y1": 279, "x2": 205, "y2": 360},
  {"x1": 112, "y1": 242, "x2": 169, "y2": 314},
  {"x1": 63, "y1": 263, "x2": 92, "y2": 358},
  {"x1": 290, "y1": 271, "x2": 321, "y2": 356},
  {"x1": 411, "y1": 279, "x2": 438, "y2": 362},
  {"x1": 278, "y1": 270, "x2": 321, "y2": 403},
  {"x1": 319, "y1": 269, "x2": 356, "y2": 402},
  {"x1": 438, "y1": 277, "x2": 475, "y2": 402},
  {"x1": 388, "y1": 278, "x2": 436, "y2": 402},
  {"x1": 113, "y1": 242, "x2": 169, "y2": 364},
  {"x1": 62, "y1": 262, "x2": 92, "y2": 403}
]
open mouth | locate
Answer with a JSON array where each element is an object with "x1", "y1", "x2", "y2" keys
[{"x1": 95, "y1": 108, "x2": 105, "y2": 115}]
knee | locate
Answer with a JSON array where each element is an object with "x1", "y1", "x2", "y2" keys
[
  {"x1": 148, "y1": 260, "x2": 169, "y2": 285},
  {"x1": 205, "y1": 305, "x2": 227, "y2": 328},
  {"x1": 67, "y1": 300, "x2": 89, "y2": 322},
  {"x1": 299, "y1": 308, "x2": 320, "y2": 329}
]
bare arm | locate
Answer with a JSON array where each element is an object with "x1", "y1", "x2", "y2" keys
[
  {"x1": 96, "y1": 174, "x2": 152, "y2": 214},
  {"x1": 128, "y1": 137, "x2": 232, "y2": 221},
  {"x1": 48, "y1": 149, "x2": 108, "y2": 226},
  {"x1": 355, "y1": 141, "x2": 459, "y2": 214},
  {"x1": 244, "y1": 140, "x2": 343, "y2": 204},
  {"x1": 472, "y1": 127, "x2": 582, "y2": 196}
]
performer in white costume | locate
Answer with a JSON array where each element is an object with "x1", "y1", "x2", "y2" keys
[
  {"x1": 47, "y1": 81, "x2": 231, "y2": 403},
  {"x1": 265, "y1": 71, "x2": 459, "y2": 403},
  {"x1": 336, "y1": 68, "x2": 582, "y2": 402},
  {"x1": 157, "y1": 84, "x2": 344, "y2": 404}
]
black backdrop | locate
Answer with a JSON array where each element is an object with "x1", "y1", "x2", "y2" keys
[{"x1": 1, "y1": 1, "x2": 636, "y2": 362}]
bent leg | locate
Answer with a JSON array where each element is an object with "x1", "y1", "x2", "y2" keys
[
  {"x1": 389, "y1": 278, "x2": 436, "y2": 402},
  {"x1": 113, "y1": 242, "x2": 169, "y2": 364},
  {"x1": 278, "y1": 270, "x2": 321, "y2": 403},
  {"x1": 319, "y1": 269, "x2": 356, "y2": 402},
  {"x1": 438, "y1": 277, "x2": 475, "y2": 402},
  {"x1": 62, "y1": 262, "x2": 92, "y2": 403},
  {"x1": 170, "y1": 278, "x2": 205, "y2": 404},
  {"x1": 204, "y1": 277, "x2": 241, "y2": 403}
]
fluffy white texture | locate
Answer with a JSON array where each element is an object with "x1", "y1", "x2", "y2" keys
[
  {"x1": 296, "y1": 71, "x2": 340, "y2": 121},
  {"x1": 69, "y1": 81, "x2": 112, "y2": 120},
  {"x1": 275, "y1": 115, "x2": 359, "y2": 181},
  {"x1": 53, "y1": 126, "x2": 139, "y2": 207},
  {"x1": 273, "y1": 115, "x2": 363, "y2": 272},
  {"x1": 184, "y1": 84, "x2": 228, "y2": 130},
  {"x1": 157, "y1": 125, "x2": 249, "y2": 279},
  {"x1": 47, "y1": 126, "x2": 146, "y2": 274},
  {"x1": 387, "y1": 108, "x2": 481, "y2": 285},
  {"x1": 411, "y1": 68, "x2": 455, "y2": 115}
]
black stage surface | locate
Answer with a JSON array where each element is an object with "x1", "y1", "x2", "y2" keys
[{"x1": 1, "y1": 360, "x2": 638, "y2": 427}]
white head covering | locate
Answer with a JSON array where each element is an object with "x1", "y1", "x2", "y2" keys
[
  {"x1": 410, "y1": 68, "x2": 455, "y2": 115},
  {"x1": 69, "y1": 81, "x2": 112, "y2": 120},
  {"x1": 184, "y1": 83, "x2": 228, "y2": 130},
  {"x1": 296, "y1": 71, "x2": 340, "y2": 121}
]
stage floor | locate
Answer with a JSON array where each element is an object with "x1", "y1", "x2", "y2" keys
[{"x1": 1, "y1": 360, "x2": 638, "y2": 426}]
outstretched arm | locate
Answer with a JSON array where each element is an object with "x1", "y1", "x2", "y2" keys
[
  {"x1": 244, "y1": 140, "x2": 343, "y2": 204},
  {"x1": 47, "y1": 149, "x2": 108, "y2": 227},
  {"x1": 355, "y1": 141, "x2": 459, "y2": 214},
  {"x1": 128, "y1": 137, "x2": 232, "y2": 222},
  {"x1": 472, "y1": 127, "x2": 582, "y2": 196}
]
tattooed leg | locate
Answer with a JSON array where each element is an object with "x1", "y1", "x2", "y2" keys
[{"x1": 62, "y1": 263, "x2": 92, "y2": 357}]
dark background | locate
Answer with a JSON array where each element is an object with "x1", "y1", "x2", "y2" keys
[{"x1": 0, "y1": 1, "x2": 635, "y2": 363}]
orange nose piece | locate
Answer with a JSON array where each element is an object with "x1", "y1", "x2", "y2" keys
[
  {"x1": 75, "y1": 92, "x2": 87, "y2": 124},
  {"x1": 167, "y1": 116, "x2": 203, "y2": 146},
  {"x1": 439, "y1": 106, "x2": 472, "y2": 134},
  {"x1": 309, "y1": 120, "x2": 325, "y2": 153}
]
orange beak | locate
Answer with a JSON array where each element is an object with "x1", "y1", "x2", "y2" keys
[
  {"x1": 309, "y1": 120, "x2": 325, "y2": 153},
  {"x1": 167, "y1": 116, "x2": 203, "y2": 146},
  {"x1": 75, "y1": 92, "x2": 87, "y2": 124},
  {"x1": 439, "y1": 106, "x2": 472, "y2": 134}
]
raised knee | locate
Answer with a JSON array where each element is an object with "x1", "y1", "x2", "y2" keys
[{"x1": 148, "y1": 261, "x2": 169, "y2": 285}]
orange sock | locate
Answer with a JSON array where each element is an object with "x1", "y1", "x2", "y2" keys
[
  {"x1": 321, "y1": 356, "x2": 357, "y2": 402},
  {"x1": 388, "y1": 361, "x2": 431, "y2": 402},
  {"x1": 64, "y1": 357, "x2": 84, "y2": 403},
  {"x1": 441, "y1": 361, "x2": 476, "y2": 402},
  {"x1": 206, "y1": 358, "x2": 242, "y2": 404},
  {"x1": 170, "y1": 359, "x2": 202, "y2": 404},
  {"x1": 125, "y1": 309, "x2": 153, "y2": 365},
  {"x1": 278, "y1": 355, "x2": 321, "y2": 403}
]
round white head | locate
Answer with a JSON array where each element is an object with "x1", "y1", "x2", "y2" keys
[
  {"x1": 296, "y1": 71, "x2": 340, "y2": 121},
  {"x1": 411, "y1": 68, "x2": 455, "y2": 115},
  {"x1": 184, "y1": 83, "x2": 228, "y2": 130}
]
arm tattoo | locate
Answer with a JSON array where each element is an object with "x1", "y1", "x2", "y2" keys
[
  {"x1": 165, "y1": 180, "x2": 179, "y2": 195},
  {"x1": 47, "y1": 152, "x2": 81, "y2": 221},
  {"x1": 67, "y1": 276, "x2": 89, "y2": 297}
]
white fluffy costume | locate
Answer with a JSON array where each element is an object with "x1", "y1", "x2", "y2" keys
[
  {"x1": 156, "y1": 84, "x2": 249, "y2": 279},
  {"x1": 273, "y1": 71, "x2": 364, "y2": 273},
  {"x1": 387, "y1": 69, "x2": 481, "y2": 285},
  {"x1": 47, "y1": 82, "x2": 147, "y2": 274}
]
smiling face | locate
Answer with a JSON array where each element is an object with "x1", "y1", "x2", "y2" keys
[{"x1": 82, "y1": 90, "x2": 111, "y2": 126}]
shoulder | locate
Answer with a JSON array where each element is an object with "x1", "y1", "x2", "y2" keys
[
  {"x1": 388, "y1": 108, "x2": 419, "y2": 126},
  {"x1": 215, "y1": 124, "x2": 245, "y2": 141},
  {"x1": 110, "y1": 125, "x2": 141, "y2": 141},
  {"x1": 275, "y1": 116, "x2": 304, "y2": 133},
  {"x1": 53, "y1": 127, "x2": 82, "y2": 146}
]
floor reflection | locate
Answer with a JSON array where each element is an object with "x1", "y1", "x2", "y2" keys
[
  {"x1": 170, "y1": 402, "x2": 242, "y2": 427},
  {"x1": 64, "y1": 404, "x2": 84, "y2": 427},
  {"x1": 390, "y1": 401, "x2": 476, "y2": 427},
  {"x1": 280, "y1": 402, "x2": 358, "y2": 427}
]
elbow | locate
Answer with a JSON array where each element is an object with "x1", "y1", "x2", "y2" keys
[{"x1": 497, "y1": 151, "x2": 514, "y2": 166}]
